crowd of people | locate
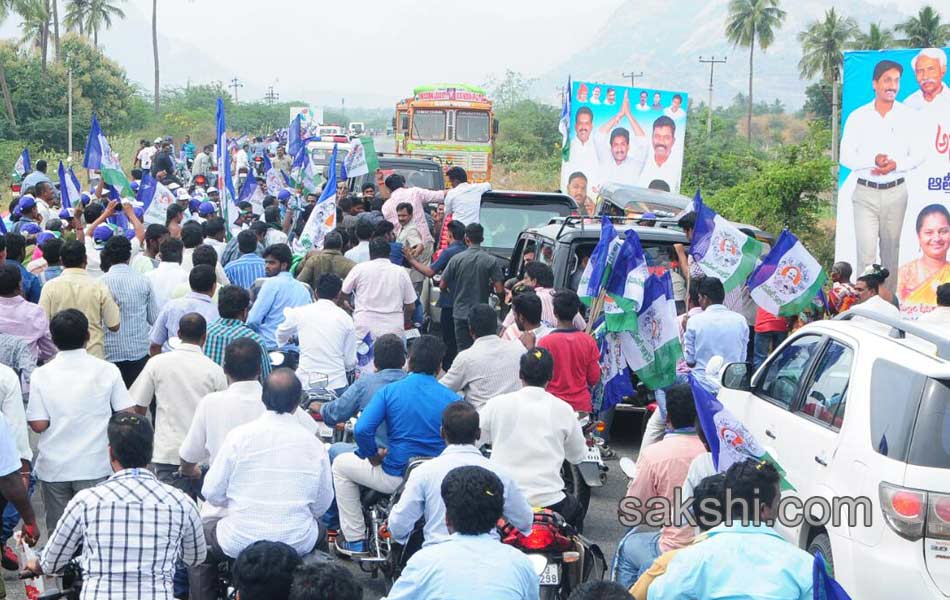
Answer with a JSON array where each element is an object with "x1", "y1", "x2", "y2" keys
[{"x1": 0, "y1": 145, "x2": 889, "y2": 600}]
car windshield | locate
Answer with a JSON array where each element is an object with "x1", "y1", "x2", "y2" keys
[
  {"x1": 378, "y1": 166, "x2": 443, "y2": 191},
  {"x1": 411, "y1": 110, "x2": 446, "y2": 141},
  {"x1": 456, "y1": 111, "x2": 490, "y2": 143},
  {"x1": 481, "y1": 202, "x2": 571, "y2": 252},
  {"x1": 310, "y1": 147, "x2": 350, "y2": 179},
  {"x1": 907, "y1": 378, "x2": 950, "y2": 469},
  {"x1": 566, "y1": 238, "x2": 682, "y2": 291}
]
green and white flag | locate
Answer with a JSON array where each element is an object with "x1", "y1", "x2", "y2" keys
[
  {"x1": 82, "y1": 116, "x2": 134, "y2": 199},
  {"x1": 747, "y1": 229, "x2": 827, "y2": 317},
  {"x1": 689, "y1": 191, "x2": 763, "y2": 292},
  {"x1": 11, "y1": 149, "x2": 29, "y2": 183},
  {"x1": 619, "y1": 272, "x2": 683, "y2": 391},
  {"x1": 603, "y1": 230, "x2": 650, "y2": 332}
]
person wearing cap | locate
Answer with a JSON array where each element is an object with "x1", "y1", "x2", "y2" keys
[
  {"x1": 229, "y1": 202, "x2": 257, "y2": 239},
  {"x1": 78, "y1": 200, "x2": 145, "y2": 279},
  {"x1": 12, "y1": 197, "x2": 41, "y2": 237},
  {"x1": 100, "y1": 235, "x2": 158, "y2": 387},
  {"x1": 207, "y1": 187, "x2": 219, "y2": 203},
  {"x1": 196, "y1": 202, "x2": 216, "y2": 224},
  {"x1": 38, "y1": 241, "x2": 121, "y2": 359}
]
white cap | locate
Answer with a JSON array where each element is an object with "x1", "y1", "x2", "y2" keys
[
  {"x1": 154, "y1": 138, "x2": 163, "y2": 144},
  {"x1": 176, "y1": 189, "x2": 190, "y2": 200},
  {"x1": 208, "y1": 186, "x2": 219, "y2": 193}
]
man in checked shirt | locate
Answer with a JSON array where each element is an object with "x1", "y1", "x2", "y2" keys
[{"x1": 25, "y1": 413, "x2": 206, "y2": 600}]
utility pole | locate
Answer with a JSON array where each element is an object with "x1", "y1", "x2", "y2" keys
[
  {"x1": 341, "y1": 97, "x2": 346, "y2": 126},
  {"x1": 699, "y1": 56, "x2": 727, "y2": 135},
  {"x1": 264, "y1": 86, "x2": 279, "y2": 104},
  {"x1": 622, "y1": 71, "x2": 643, "y2": 88},
  {"x1": 67, "y1": 68, "x2": 73, "y2": 157},
  {"x1": 229, "y1": 77, "x2": 243, "y2": 103}
]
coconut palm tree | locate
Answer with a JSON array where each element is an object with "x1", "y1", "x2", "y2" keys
[
  {"x1": 51, "y1": 0, "x2": 59, "y2": 59},
  {"x1": 0, "y1": 0, "x2": 19, "y2": 126},
  {"x1": 17, "y1": 0, "x2": 50, "y2": 65},
  {"x1": 152, "y1": 0, "x2": 158, "y2": 115},
  {"x1": 725, "y1": 0, "x2": 787, "y2": 144},
  {"x1": 849, "y1": 22, "x2": 895, "y2": 50},
  {"x1": 896, "y1": 5, "x2": 950, "y2": 48},
  {"x1": 63, "y1": 0, "x2": 88, "y2": 36},
  {"x1": 84, "y1": 0, "x2": 124, "y2": 46},
  {"x1": 799, "y1": 8, "x2": 856, "y2": 162}
]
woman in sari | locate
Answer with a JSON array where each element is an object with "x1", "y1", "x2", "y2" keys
[{"x1": 898, "y1": 204, "x2": 950, "y2": 305}]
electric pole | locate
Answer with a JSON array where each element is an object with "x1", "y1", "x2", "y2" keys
[
  {"x1": 341, "y1": 97, "x2": 346, "y2": 126},
  {"x1": 622, "y1": 71, "x2": 643, "y2": 88},
  {"x1": 265, "y1": 86, "x2": 279, "y2": 105},
  {"x1": 699, "y1": 56, "x2": 727, "y2": 135},
  {"x1": 229, "y1": 77, "x2": 244, "y2": 103}
]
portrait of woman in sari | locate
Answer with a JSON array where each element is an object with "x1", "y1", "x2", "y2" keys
[{"x1": 898, "y1": 204, "x2": 950, "y2": 305}]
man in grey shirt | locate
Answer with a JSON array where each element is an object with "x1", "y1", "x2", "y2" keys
[{"x1": 440, "y1": 224, "x2": 504, "y2": 351}]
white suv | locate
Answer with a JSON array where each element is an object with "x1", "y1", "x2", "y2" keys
[{"x1": 716, "y1": 307, "x2": 950, "y2": 599}]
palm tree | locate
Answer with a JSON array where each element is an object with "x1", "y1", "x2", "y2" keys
[
  {"x1": 725, "y1": 0, "x2": 787, "y2": 143},
  {"x1": 896, "y1": 5, "x2": 950, "y2": 48},
  {"x1": 17, "y1": 0, "x2": 50, "y2": 67},
  {"x1": 152, "y1": 0, "x2": 158, "y2": 115},
  {"x1": 849, "y1": 22, "x2": 895, "y2": 50},
  {"x1": 51, "y1": 0, "x2": 59, "y2": 59},
  {"x1": 799, "y1": 8, "x2": 857, "y2": 162},
  {"x1": 0, "y1": 1, "x2": 19, "y2": 126},
  {"x1": 84, "y1": 0, "x2": 124, "y2": 46},
  {"x1": 62, "y1": 0, "x2": 87, "y2": 36}
]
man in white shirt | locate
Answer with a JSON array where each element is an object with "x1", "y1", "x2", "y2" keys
[
  {"x1": 663, "y1": 94, "x2": 687, "y2": 121},
  {"x1": 341, "y1": 238, "x2": 417, "y2": 340},
  {"x1": 146, "y1": 238, "x2": 189, "y2": 310},
  {"x1": 26, "y1": 309, "x2": 136, "y2": 533},
  {"x1": 840, "y1": 59, "x2": 925, "y2": 278},
  {"x1": 561, "y1": 106, "x2": 603, "y2": 195},
  {"x1": 233, "y1": 144, "x2": 250, "y2": 178},
  {"x1": 852, "y1": 272, "x2": 901, "y2": 319},
  {"x1": 439, "y1": 304, "x2": 523, "y2": 410},
  {"x1": 190, "y1": 369, "x2": 333, "y2": 600},
  {"x1": 137, "y1": 139, "x2": 160, "y2": 171},
  {"x1": 179, "y1": 337, "x2": 317, "y2": 514},
  {"x1": 634, "y1": 90, "x2": 650, "y2": 112},
  {"x1": 387, "y1": 402, "x2": 532, "y2": 547},
  {"x1": 0, "y1": 363, "x2": 30, "y2": 475},
  {"x1": 500, "y1": 290, "x2": 553, "y2": 348},
  {"x1": 594, "y1": 90, "x2": 649, "y2": 189},
  {"x1": 638, "y1": 115, "x2": 682, "y2": 193},
  {"x1": 904, "y1": 48, "x2": 949, "y2": 114},
  {"x1": 479, "y1": 347, "x2": 587, "y2": 527},
  {"x1": 921, "y1": 283, "x2": 950, "y2": 328},
  {"x1": 444, "y1": 167, "x2": 491, "y2": 226},
  {"x1": 130, "y1": 313, "x2": 227, "y2": 485},
  {"x1": 344, "y1": 220, "x2": 373, "y2": 264},
  {"x1": 276, "y1": 273, "x2": 357, "y2": 395}
]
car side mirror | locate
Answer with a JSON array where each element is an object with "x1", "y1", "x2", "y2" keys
[{"x1": 721, "y1": 362, "x2": 752, "y2": 391}]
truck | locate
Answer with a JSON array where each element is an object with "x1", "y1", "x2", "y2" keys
[
  {"x1": 393, "y1": 84, "x2": 498, "y2": 185},
  {"x1": 348, "y1": 122, "x2": 366, "y2": 138}
]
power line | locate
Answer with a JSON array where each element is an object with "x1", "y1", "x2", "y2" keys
[
  {"x1": 622, "y1": 71, "x2": 644, "y2": 88},
  {"x1": 698, "y1": 56, "x2": 727, "y2": 135},
  {"x1": 228, "y1": 77, "x2": 244, "y2": 103},
  {"x1": 264, "y1": 86, "x2": 279, "y2": 104}
]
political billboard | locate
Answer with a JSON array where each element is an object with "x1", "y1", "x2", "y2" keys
[
  {"x1": 561, "y1": 80, "x2": 688, "y2": 215},
  {"x1": 835, "y1": 47, "x2": 950, "y2": 318}
]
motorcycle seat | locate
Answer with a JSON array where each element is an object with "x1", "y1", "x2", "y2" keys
[{"x1": 360, "y1": 488, "x2": 388, "y2": 507}]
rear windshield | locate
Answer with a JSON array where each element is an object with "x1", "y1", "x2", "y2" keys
[
  {"x1": 907, "y1": 378, "x2": 950, "y2": 469},
  {"x1": 377, "y1": 166, "x2": 443, "y2": 191},
  {"x1": 481, "y1": 202, "x2": 572, "y2": 252},
  {"x1": 869, "y1": 358, "x2": 929, "y2": 464}
]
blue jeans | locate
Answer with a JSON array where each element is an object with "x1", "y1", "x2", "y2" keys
[
  {"x1": 753, "y1": 331, "x2": 787, "y2": 371},
  {"x1": 611, "y1": 526, "x2": 661, "y2": 588},
  {"x1": 653, "y1": 373, "x2": 689, "y2": 421},
  {"x1": 321, "y1": 442, "x2": 358, "y2": 531}
]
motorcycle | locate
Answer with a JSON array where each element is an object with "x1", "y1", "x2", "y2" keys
[
  {"x1": 498, "y1": 509, "x2": 607, "y2": 600},
  {"x1": 20, "y1": 561, "x2": 82, "y2": 600},
  {"x1": 561, "y1": 412, "x2": 608, "y2": 521}
]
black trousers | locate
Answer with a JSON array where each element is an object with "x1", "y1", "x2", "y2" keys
[
  {"x1": 440, "y1": 306, "x2": 457, "y2": 370},
  {"x1": 546, "y1": 493, "x2": 584, "y2": 531},
  {"x1": 453, "y1": 317, "x2": 473, "y2": 352},
  {"x1": 115, "y1": 355, "x2": 149, "y2": 389}
]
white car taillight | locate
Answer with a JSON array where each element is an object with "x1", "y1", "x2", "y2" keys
[
  {"x1": 927, "y1": 493, "x2": 950, "y2": 540},
  {"x1": 880, "y1": 482, "x2": 926, "y2": 541}
]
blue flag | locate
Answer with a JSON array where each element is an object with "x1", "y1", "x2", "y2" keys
[
  {"x1": 238, "y1": 172, "x2": 258, "y2": 203},
  {"x1": 57, "y1": 161, "x2": 82, "y2": 209},
  {"x1": 12, "y1": 149, "x2": 30, "y2": 182},
  {"x1": 137, "y1": 172, "x2": 158, "y2": 210},
  {"x1": 262, "y1": 152, "x2": 272, "y2": 173},
  {"x1": 604, "y1": 231, "x2": 649, "y2": 332},
  {"x1": 216, "y1": 98, "x2": 238, "y2": 235},
  {"x1": 813, "y1": 554, "x2": 851, "y2": 599},
  {"x1": 288, "y1": 115, "x2": 303, "y2": 157},
  {"x1": 578, "y1": 216, "x2": 619, "y2": 305}
]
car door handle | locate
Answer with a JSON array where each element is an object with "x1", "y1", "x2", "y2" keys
[
  {"x1": 815, "y1": 456, "x2": 828, "y2": 466},
  {"x1": 765, "y1": 429, "x2": 776, "y2": 439}
]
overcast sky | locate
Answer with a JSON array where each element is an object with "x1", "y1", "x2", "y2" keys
[{"x1": 0, "y1": 0, "x2": 937, "y2": 107}]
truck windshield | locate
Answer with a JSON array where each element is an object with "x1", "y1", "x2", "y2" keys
[
  {"x1": 411, "y1": 110, "x2": 446, "y2": 141},
  {"x1": 456, "y1": 111, "x2": 490, "y2": 143}
]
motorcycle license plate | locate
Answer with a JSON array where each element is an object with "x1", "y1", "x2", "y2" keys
[
  {"x1": 539, "y1": 563, "x2": 560, "y2": 586},
  {"x1": 316, "y1": 422, "x2": 334, "y2": 439},
  {"x1": 584, "y1": 446, "x2": 604, "y2": 465}
]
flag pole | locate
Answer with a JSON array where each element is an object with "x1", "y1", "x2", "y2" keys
[{"x1": 585, "y1": 289, "x2": 608, "y2": 335}]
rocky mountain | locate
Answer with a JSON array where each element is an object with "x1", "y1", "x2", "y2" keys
[{"x1": 534, "y1": 0, "x2": 912, "y2": 109}]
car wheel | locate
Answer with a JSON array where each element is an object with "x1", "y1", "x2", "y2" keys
[{"x1": 807, "y1": 532, "x2": 834, "y2": 577}]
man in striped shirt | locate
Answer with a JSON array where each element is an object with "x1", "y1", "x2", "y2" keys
[
  {"x1": 101, "y1": 236, "x2": 158, "y2": 387},
  {"x1": 29, "y1": 413, "x2": 206, "y2": 600},
  {"x1": 224, "y1": 231, "x2": 266, "y2": 290},
  {"x1": 204, "y1": 286, "x2": 272, "y2": 381}
]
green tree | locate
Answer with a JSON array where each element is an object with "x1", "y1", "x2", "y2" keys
[
  {"x1": 17, "y1": 0, "x2": 50, "y2": 66},
  {"x1": 59, "y1": 34, "x2": 136, "y2": 133},
  {"x1": 84, "y1": 0, "x2": 124, "y2": 47},
  {"x1": 63, "y1": 0, "x2": 87, "y2": 35},
  {"x1": 896, "y1": 5, "x2": 950, "y2": 48},
  {"x1": 802, "y1": 81, "x2": 834, "y2": 125},
  {"x1": 486, "y1": 70, "x2": 533, "y2": 112},
  {"x1": 151, "y1": 0, "x2": 158, "y2": 115},
  {"x1": 0, "y1": 0, "x2": 22, "y2": 125},
  {"x1": 798, "y1": 7, "x2": 856, "y2": 162},
  {"x1": 725, "y1": 0, "x2": 787, "y2": 143},
  {"x1": 849, "y1": 22, "x2": 895, "y2": 50}
]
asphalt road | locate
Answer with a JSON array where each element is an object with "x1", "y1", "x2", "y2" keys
[{"x1": 3, "y1": 411, "x2": 647, "y2": 599}]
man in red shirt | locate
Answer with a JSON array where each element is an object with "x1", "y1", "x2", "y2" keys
[
  {"x1": 538, "y1": 290, "x2": 600, "y2": 413},
  {"x1": 753, "y1": 308, "x2": 790, "y2": 370}
]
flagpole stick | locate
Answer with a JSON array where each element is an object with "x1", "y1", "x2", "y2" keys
[{"x1": 585, "y1": 289, "x2": 608, "y2": 335}]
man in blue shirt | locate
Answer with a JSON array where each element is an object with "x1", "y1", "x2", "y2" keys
[
  {"x1": 2, "y1": 233, "x2": 41, "y2": 303},
  {"x1": 683, "y1": 277, "x2": 748, "y2": 391},
  {"x1": 332, "y1": 335, "x2": 457, "y2": 556},
  {"x1": 246, "y1": 244, "x2": 311, "y2": 367},
  {"x1": 385, "y1": 465, "x2": 539, "y2": 600},
  {"x1": 648, "y1": 459, "x2": 814, "y2": 599},
  {"x1": 224, "y1": 231, "x2": 266, "y2": 290},
  {"x1": 404, "y1": 220, "x2": 467, "y2": 369}
]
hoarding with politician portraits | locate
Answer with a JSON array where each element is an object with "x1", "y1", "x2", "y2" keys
[
  {"x1": 836, "y1": 47, "x2": 950, "y2": 317},
  {"x1": 561, "y1": 80, "x2": 688, "y2": 215}
]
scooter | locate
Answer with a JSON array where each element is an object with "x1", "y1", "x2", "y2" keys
[{"x1": 563, "y1": 412, "x2": 608, "y2": 520}]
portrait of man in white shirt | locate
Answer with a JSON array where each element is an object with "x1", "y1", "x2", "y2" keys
[
  {"x1": 903, "y1": 47, "x2": 949, "y2": 114},
  {"x1": 638, "y1": 115, "x2": 682, "y2": 194}
]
